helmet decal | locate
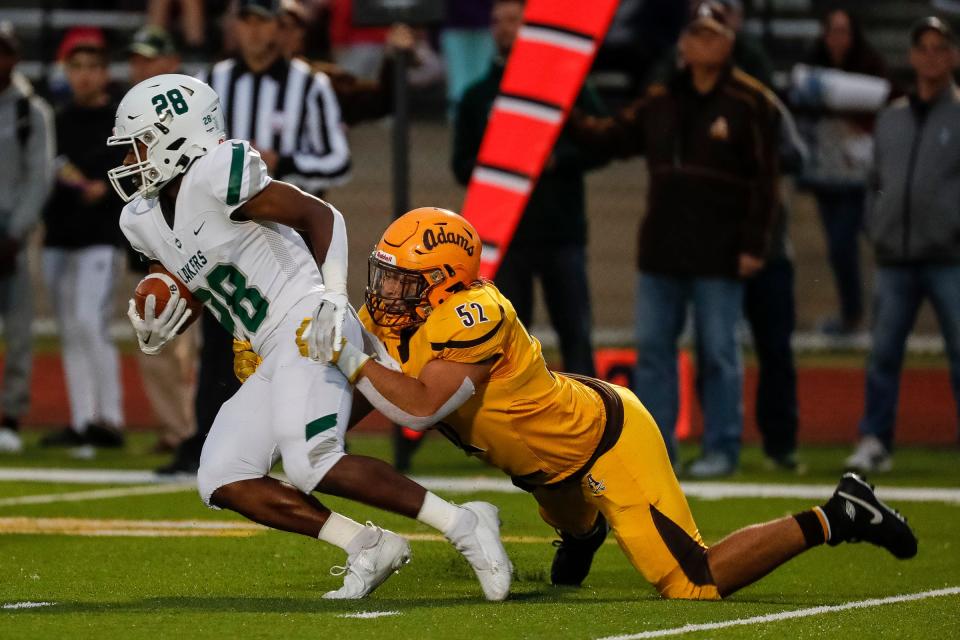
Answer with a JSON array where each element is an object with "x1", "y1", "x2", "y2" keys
[{"x1": 421, "y1": 224, "x2": 475, "y2": 256}]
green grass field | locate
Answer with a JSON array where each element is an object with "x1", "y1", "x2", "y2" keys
[{"x1": 1, "y1": 433, "x2": 958, "y2": 639}]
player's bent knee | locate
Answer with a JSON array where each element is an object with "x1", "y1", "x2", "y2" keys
[
  {"x1": 656, "y1": 567, "x2": 722, "y2": 601},
  {"x1": 208, "y1": 480, "x2": 245, "y2": 510},
  {"x1": 197, "y1": 463, "x2": 261, "y2": 509}
]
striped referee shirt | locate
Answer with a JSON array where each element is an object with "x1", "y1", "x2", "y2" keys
[{"x1": 201, "y1": 56, "x2": 351, "y2": 194}]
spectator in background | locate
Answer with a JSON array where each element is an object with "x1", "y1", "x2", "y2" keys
[
  {"x1": 453, "y1": 0, "x2": 607, "y2": 378},
  {"x1": 128, "y1": 25, "x2": 181, "y2": 84},
  {"x1": 571, "y1": 2, "x2": 780, "y2": 478},
  {"x1": 0, "y1": 23, "x2": 55, "y2": 454},
  {"x1": 799, "y1": 8, "x2": 888, "y2": 337},
  {"x1": 279, "y1": 2, "x2": 442, "y2": 123},
  {"x1": 40, "y1": 28, "x2": 126, "y2": 449},
  {"x1": 204, "y1": 0, "x2": 350, "y2": 193},
  {"x1": 147, "y1": 0, "x2": 205, "y2": 53},
  {"x1": 125, "y1": 25, "x2": 199, "y2": 454},
  {"x1": 158, "y1": 0, "x2": 351, "y2": 474},
  {"x1": 328, "y1": 0, "x2": 390, "y2": 80},
  {"x1": 648, "y1": 0, "x2": 767, "y2": 88},
  {"x1": 441, "y1": 0, "x2": 494, "y2": 117},
  {"x1": 848, "y1": 18, "x2": 960, "y2": 473},
  {"x1": 715, "y1": 0, "x2": 803, "y2": 472}
]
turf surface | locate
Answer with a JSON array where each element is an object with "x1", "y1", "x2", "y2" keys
[{"x1": 1, "y1": 433, "x2": 958, "y2": 639}]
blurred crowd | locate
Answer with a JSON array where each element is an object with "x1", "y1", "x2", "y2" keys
[{"x1": 0, "y1": 0, "x2": 958, "y2": 479}]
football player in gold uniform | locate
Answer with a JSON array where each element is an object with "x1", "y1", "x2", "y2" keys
[{"x1": 258, "y1": 207, "x2": 917, "y2": 599}]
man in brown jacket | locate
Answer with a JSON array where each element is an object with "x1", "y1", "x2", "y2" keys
[{"x1": 572, "y1": 1, "x2": 780, "y2": 477}]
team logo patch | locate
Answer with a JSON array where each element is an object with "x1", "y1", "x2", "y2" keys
[
  {"x1": 375, "y1": 249, "x2": 397, "y2": 265},
  {"x1": 586, "y1": 473, "x2": 605, "y2": 495},
  {"x1": 422, "y1": 226, "x2": 475, "y2": 256},
  {"x1": 709, "y1": 116, "x2": 730, "y2": 141}
]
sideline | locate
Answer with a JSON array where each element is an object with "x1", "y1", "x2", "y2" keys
[{"x1": 1, "y1": 468, "x2": 958, "y2": 504}]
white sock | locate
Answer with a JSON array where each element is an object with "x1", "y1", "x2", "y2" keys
[
  {"x1": 318, "y1": 512, "x2": 366, "y2": 552},
  {"x1": 416, "y1": 491, "x2": 463, "y2": 536}
]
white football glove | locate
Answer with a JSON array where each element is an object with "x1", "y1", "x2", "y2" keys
[
  {"x1": 300, "y1": 291, "x2": 348, "y2": 361},
  {"x1": 127, "y1": 294, "x2": 192, "y2": 356}
]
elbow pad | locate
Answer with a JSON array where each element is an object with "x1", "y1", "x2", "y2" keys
[{"x1": 355, "y1": 376, "x2": 475, "y2": 431}]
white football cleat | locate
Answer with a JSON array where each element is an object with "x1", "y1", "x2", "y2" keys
[
  {"x1": 322, "y1": 524, "x2": 411, "y2": 599},
  {"x1": 447, "y1": 501, "x2": 512, "y2": 601},
  {"x1": 0, "y1": 427, "x2": 23, "y2": 454}
]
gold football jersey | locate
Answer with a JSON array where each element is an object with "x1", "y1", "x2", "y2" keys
[{"x1": 361, "y1": 282, "x2": 606, "y2": 485}]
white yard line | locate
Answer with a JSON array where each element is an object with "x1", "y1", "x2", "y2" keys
[
  {"x1": 2, "y1": 601, "x2": 55, "y2": 610},
  {"x1": 337, "y1": 611, "x2": 401, "y2": 619},
  {"x1": 0, "y1": 468, "x2": 187, "y2": 484},
  {"x1": 595, "y1": 587, "x2": 960, "y2": 640},
  {"x1": 0, "y1": 516, "x2": 566, "y2": 542},
  {"x1": 0, "y1": 516, "x2": 260, "y2": 538},
  {"x1": 1, "y1": 468, "x2": 959, "y2": 504},
  {"x1": 0, "y1": 483, "x2": 194, "y2": 507}
]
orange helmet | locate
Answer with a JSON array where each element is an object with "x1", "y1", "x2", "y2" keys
[{"x1": 365, "y1": 207, "x2": 482, "y2": 328}]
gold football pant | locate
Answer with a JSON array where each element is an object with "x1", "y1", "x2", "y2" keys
[{"x1": 535, "y1": 385, "x2": 720, "y2": 600}]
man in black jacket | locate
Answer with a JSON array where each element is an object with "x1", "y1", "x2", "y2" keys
[{"x1": 572, "y1": 1, "x2": 779, "y2": 477}]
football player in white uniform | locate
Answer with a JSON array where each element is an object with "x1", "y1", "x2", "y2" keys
[{"x1": 107, "y1": 74, "x2": 511, "y2": 600}]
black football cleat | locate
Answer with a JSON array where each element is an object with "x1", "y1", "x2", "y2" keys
[
  {"x1": 551, "y1": 513, "x2": 609, "y2": 586},
  {"x1": 39, "y1": 426, "x2": 87, "y2": 448},
  {"x1": 84, "y1": 423, "x2": 125, "y2": 448},
  {"x1": 825, "y1": 472, "x2": 918, "y2": 559}
]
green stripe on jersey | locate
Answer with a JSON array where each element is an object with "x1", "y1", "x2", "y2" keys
[
  {"x1": 306, "y1": 414, "x2": 337, "y2": 440},
  {"x1": 226, "y1": 142, "x2": 244, "y2": 205}
]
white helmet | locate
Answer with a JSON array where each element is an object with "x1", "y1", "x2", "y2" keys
[{"x1": 107, "y1": 74, "x2": 226, "y2": 202}]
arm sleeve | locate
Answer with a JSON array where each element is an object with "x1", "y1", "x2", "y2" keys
[
  {"x1": 9, "y1": 97, "x2": 55, "y2": 240},
  {"x1": 207, "y1": 140, "x2": 272, "y2": 215},
  {"x1": 320, "y1": 204, "x2": 348, "y2": 295},
  {"x1": 274, "y1": 71, "x2": 351, "y2": 192},
  {"x1": 427, "y1": 296, "x2": 506, "y2": 364}
]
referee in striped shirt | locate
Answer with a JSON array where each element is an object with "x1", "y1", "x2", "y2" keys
[
  {"x1": 202, "y1": 0, "x2": 351, "y2": 195},
  {"x1": 159, "y1": 0, "x2": 351, "y2": 474}
]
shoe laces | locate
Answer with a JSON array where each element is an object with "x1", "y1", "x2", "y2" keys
[{"x1": 329, "y1": 521, "x2": 380, "y2": 578}]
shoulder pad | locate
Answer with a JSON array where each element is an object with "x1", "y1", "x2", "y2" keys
[
  {"x1": 425, "y1": 287, "x2": 506, "y2": 363},
  {"x1": 119, "y1": 202, "x2": 157, "y2": 260},
  {"x1": 204, "y1": 140, "x2": 271, "y2": 209}
]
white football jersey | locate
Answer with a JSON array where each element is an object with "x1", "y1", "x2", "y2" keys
[{"x1": 120, "y1": 139, "x2": 326, "y2": 352}]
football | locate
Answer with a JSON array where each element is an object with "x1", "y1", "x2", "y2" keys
[{"x1": 134, "y1": 268, "x2": 200, "y2": 325}]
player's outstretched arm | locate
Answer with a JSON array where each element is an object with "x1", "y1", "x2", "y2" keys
[
  {"x1": 353, "y1": 357, "x2": 492, "y2": 430},
  {"x1": 295, "y1": 318, "x2": 492, "y2": 430}
]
